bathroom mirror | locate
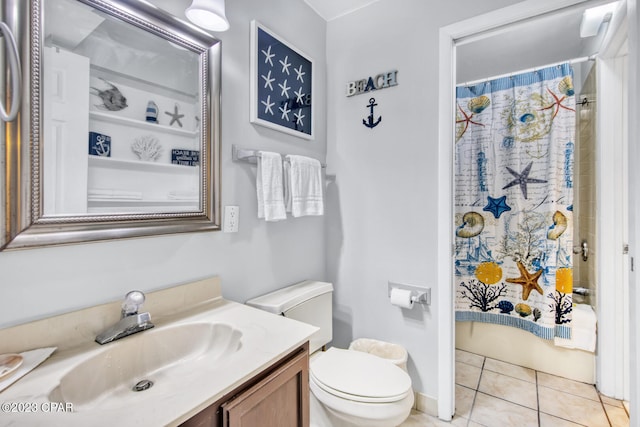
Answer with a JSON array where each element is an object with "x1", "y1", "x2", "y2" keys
[{"x1": 1, "y1": 0, "x2": 221, "y2": 250}]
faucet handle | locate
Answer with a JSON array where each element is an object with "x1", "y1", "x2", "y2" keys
[{"x1": 121, "y1": 290, "x2": 146, "y2": 317}]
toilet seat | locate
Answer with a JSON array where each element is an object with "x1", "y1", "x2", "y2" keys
[
  {"x1": 310, "y1": 348, "x2": 412, "y2": 403},
  {"x1": 310, "y1": 371, "x2": 412, "y2": 404}
]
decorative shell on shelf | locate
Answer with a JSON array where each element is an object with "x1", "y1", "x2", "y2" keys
[{"x1": 131, "y1": 135, "x2": 162, "y2": 161}]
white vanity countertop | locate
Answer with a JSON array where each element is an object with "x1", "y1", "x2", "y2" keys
[{"x1": 0, "y1": 298, "x2": 317, "y2": 426}]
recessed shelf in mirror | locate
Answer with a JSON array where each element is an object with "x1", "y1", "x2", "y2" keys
[
  {"x1": 89, "y1": 111, "x2": 199, "y2": 138},
  {"x1": 88, "y1": 155, "x2": 200, "y2": 173}
]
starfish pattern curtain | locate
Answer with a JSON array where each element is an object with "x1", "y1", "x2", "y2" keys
[{"x1": 454, "y1": 64, "x2": 575, "y2": 340}]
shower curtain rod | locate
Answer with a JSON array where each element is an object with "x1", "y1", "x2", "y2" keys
[{"x1": 457, "y1": 54, "x2": 596, "y2": 88}]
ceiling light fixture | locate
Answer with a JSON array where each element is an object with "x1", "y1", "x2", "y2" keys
[
  {"x1": 185, "y1": 0, "x2": 230, "y2": 32},
  {"x1": 580, "y1": 1, "x2": 619, "y2": 38}
]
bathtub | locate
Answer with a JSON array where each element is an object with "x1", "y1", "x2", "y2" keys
[{"x1": 455, "y1": 304, "x2": 596, "y2": 384}]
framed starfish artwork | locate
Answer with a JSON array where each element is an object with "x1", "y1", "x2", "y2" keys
[{"x1": 250, "y1": 21, "x2": 314, "y2": 139}]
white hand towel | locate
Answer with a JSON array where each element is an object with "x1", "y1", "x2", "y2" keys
[
  {"x1": 284, "y1": 155, "x2": 324, "y2": 217},
  {"x1": 256, "y1": 151, "x2": 286, "y2": 221}
]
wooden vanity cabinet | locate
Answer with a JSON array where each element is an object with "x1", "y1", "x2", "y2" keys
[{"x1": 180, "y1": 343, "x2": 309, "y2": 427}]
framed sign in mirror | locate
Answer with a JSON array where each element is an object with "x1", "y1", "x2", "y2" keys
[
  {"x1": 250, "y1": 20, "x2": 314, "y2": 140},
  {"x1": 0, "y1": 0, "x2": 221, "y2": 250}
]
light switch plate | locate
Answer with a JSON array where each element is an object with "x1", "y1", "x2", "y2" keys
[{"x1": 223, "y1": 206, "x2": 239, "y2": 233}]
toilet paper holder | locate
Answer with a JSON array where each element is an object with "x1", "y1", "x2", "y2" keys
[{"x1": 388, "y1": 282, "x2": 431, "y2": 305}]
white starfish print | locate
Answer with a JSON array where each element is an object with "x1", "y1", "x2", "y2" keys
[
  {"x1": 294, "y1": 109, "x2": 305, "y2": 126},
  {"x1": 262, "y1": 70, "x2": 275, "y2": 91},
  {"x1": 261, "y1": 45, "x2": 275, "y2": 67},
  {"x1": 294, "y1": 87, "x2": 305, "y2": 104},
  {"x1": 279, "y1": 103, "x2": 291, "y2": 121},
  {"x1": 294, "y1": 65, "x2": 305, "y2": 83},
  {"x1": 279, "y1": 55, "x2": 291, "y2": 75},
  {"x1": 261, "y1": 95, "x2": 275, "y2": 115},
  {"x1": 278, "y1": 79, "x2": 291, "y2": 98}
]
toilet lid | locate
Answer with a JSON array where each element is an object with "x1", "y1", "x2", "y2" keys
[{"x1": 310, "y1": 348, "x2": 412, "y2": 403}]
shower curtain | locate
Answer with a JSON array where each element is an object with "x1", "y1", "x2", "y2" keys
[{"x1": 454, "y1": 64, "x2": 575, "y2": 340}]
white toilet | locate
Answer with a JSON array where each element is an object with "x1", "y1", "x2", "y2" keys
[{"x1": 246, "y1": 281, "x2": 414, "y2": 427}]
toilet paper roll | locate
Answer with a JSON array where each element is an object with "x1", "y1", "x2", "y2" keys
[{"x1": 390, "y1": 288, "x2": 414, "y2": 309}]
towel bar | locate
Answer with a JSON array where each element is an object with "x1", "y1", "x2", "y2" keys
[{"x1": 232, "y1": 144, "x2": 326, "y2": 168}]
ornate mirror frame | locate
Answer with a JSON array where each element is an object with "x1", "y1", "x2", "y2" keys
[{"x1": 1, "y1": 0, "x2": 221, "y2": 250}]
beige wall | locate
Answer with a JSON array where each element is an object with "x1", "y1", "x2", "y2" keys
[{"x1": 574, "y1": 65, "x2": 598, "y2": 307}]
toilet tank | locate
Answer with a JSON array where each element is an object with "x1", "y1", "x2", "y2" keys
[{"x1": 246, "y1": 280, "x2": 333, "y2": 353}]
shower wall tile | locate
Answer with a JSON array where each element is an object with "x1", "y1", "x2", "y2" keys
[{"x1": 574, "y1": 65, "x2": 598, "y2": 309}]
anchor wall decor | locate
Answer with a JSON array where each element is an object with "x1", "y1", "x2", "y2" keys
[{"x1": 363, "y1": 97, "x2": 382, "y2": 129}]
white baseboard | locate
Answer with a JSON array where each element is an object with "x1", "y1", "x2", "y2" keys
[{"x1": 414, "y1": 391, "x2": 438, "y2": 417}]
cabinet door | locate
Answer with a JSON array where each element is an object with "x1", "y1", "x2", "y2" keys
[{"x1": 222, "y1": 350, "x2": 309, "y2": 427}]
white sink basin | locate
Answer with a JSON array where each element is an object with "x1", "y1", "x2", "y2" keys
[{"x1": 48, "y1": 322, "x2": 241, "y2": 411}]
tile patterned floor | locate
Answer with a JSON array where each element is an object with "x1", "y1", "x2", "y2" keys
[{"x1": 400, "y1": 349, "x2": 630, "y2": 427}]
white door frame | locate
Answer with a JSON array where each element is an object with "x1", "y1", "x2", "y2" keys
[
  {"x1": 596, "y1": 7, "x2": 629, "y2": 399},
  {"x1": 437, "y1": 0, "x2": 638, "y2": 420},
  {"x1": 626, "y1": 0, "x2": 639, "y2": 423}
]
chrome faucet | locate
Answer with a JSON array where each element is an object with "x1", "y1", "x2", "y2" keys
[{"x1": 95, "y1": 291, "x2": 155, "y2": 345}]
